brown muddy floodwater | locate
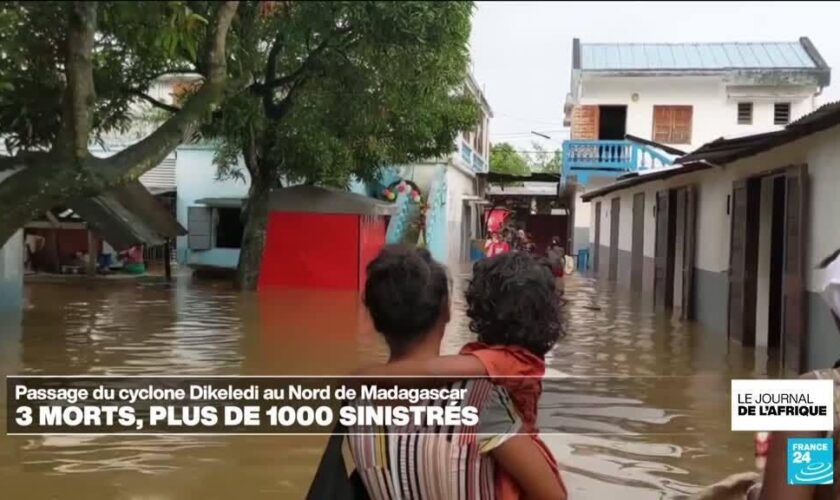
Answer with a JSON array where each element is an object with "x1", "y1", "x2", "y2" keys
[{"x1": 0, "y1": 272, "x2": 771, "y2": 499}]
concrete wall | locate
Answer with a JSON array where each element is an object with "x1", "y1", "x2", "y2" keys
[
  {"x1": 175, "y1": 146, "x2": 251, "y2": 267},
  {"x1": 578, "y1": 75, "x2": 816, "y2": 151},
  {"x1": 0, "y1": 230, "x2": 23, "y2": 312},
  {"x1": 445, "y1": 163, "x2": 477, "y2": 270},
  {"x1": 585, "y1": 124, "x2": 840, "y2": 370}
]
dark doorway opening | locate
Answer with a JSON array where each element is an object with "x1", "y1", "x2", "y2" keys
[
  {"x1": 609, "y1": 197, "x2": 620, "y2": 281},
  {"x1": 593, "y1": 201, "x2": 602, "y2": 275},
  {"x1": 767, "y1": 176, "x2": 787, "y2": 349},
  {"x1": 598, "y1": 106, "x2": 628, "y2": 140},
  {"x1": 630, "y1": 192, "x2": 645, "y2": 291},
  {"x1": 215, "y1": 207, "x2": 245, "y2": 249},
  {"x1": 654, "y1": 189, "x2": 677, "y2": 312}
]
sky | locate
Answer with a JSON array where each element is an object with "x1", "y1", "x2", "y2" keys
[{"x1": 469, "y1": 1, "x2": 840, "y2": 153}]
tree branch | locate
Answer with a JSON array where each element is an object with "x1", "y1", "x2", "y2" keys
[
  {"x1": 102, "y1": 1, "x2": 239, "y2": 182},
  {"x1": 254, "y1": 27, "x2": 352, "y2": 94},
  {"x1": 265, "y1": 75, "x2": 308, "y2": 120},
  {"x1": 55, "y1": 2, "x2": 97, "y2": 159},
  {"x1": 0, "y1": 152, "x2": 50, "y2": 172},
  {"x1": 129, "y1": 90, "x2": 182, "y2": 114}
]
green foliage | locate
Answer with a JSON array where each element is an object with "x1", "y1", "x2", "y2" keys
[
  {"x1": 0, "y1": 2, "x2": 211, "y2": 152},
  {"x1": 528, "y1": 141, "x2": 563, "y2": 174},
  {"x1": 207, "y1": 1, "x2": 479, "y2": 188},
  {"x1": 490, "y1": 142, "x2": 530, "y2": 176}
]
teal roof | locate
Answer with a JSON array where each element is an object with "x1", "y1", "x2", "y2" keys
[{"x1": 581, "y1": 42, "x2": 818, "y2": 71}]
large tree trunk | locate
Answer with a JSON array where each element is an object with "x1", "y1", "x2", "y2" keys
[
  {"x1": 0, "y1": 2, "x2": 239, "y2": 248},
  {"x1": 235, "y1": 174, "x2": 272, "y2": 290}
]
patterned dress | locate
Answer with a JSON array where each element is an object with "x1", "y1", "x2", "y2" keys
[{"x1": 347, "y1": 379, "x2": 522, "y2": 500}]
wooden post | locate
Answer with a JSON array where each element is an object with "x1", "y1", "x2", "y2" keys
[
  {"x1": 164, "y1": 238, "x2": 172, "y2": 281},
  {"x1": 86, "y1": 229, "x2": 96, "y2": 276}
]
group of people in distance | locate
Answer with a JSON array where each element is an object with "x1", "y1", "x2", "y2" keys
[
  {"x1": 484, "y1": 227, "x2": 534, "y2": 257},
  {"x1": 486, "y1": 228, "x2": 567, "y2": 294}
]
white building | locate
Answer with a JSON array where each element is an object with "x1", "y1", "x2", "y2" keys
[
  {"x1": 562, "y1": 37, "x2": 830, "y2": 258},
  {"x1": 583, "y1": 101, "x2": 840, "y2": 374}
]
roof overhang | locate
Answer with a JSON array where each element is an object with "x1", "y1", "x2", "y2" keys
[
  {"x1": 69, "y1": 181, "x2": 186, "y2": 250},
  {"x1": 195, "y1": 197, "x2": 245, "y2": 208},
  {"x1": 580, "y1": 162, "x2": 716, "y2": 201},
  {"x1": 267, "y1": 185, "x2": 398, "y2": 217}
]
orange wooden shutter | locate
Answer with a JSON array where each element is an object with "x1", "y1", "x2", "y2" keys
[
  {"x1": 652, "y1": 106, "x2": 673, "y2": 143},
  {"x1": 671, "y1": 106, "x2": 693, "y2": 144},
  {"x1": 571, "y1": 105, "x2": 599, "y2": 140},
  {"x1": 652, "y1": 105, "x2": 692, "y2": 144}
]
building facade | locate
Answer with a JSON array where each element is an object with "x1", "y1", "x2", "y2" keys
[
  {"x1": 140, "y1": 72, "x2": 491, "y2": 273},
  {"x1": 355, "y1": 72, "x2": 493, "y2": 271},
  {"x1": 583, "y1": 102, "x2": 840, "y2": 374},
  {"x1": 562, "y1": 37, "x2": 830, "y2": 255}
]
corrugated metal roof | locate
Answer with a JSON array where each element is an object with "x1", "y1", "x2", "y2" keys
[
  {"x1": 581, "y1": 42, "x2": 817, "y2": 71},
  {"x1": 678, "y1": 99, "x2": 840, "y2": 165},
  {"x1": 267, "y1": 185, "x2": 398, "y2": 217},
  {"x1": 70, "y1": 181, "x2": 186, "y2": 250}
]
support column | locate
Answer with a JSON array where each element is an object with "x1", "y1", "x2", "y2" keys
[
  {"x1": 86, "y1": 229, "x2": 96, "y2": 276},
  {"x1": 164, "y1": 238, "x2": 172, "y2": 281}
]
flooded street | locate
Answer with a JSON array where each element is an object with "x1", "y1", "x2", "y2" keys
[{"x1": 0, "y1": 272, "x2": 764, "y2": 499}]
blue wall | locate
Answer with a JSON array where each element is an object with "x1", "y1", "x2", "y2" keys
[
  {"x1": 175, "y1": 146, "x2": 251, "y2": 268},
  {"x1": 0, "y1": 231, "x2": 23, "y2": 312},
  {"x1": 425, "y1": 166, "x2": 449, "y2": 263}
]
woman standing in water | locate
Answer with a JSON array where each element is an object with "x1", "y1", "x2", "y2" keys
[{"x1": 351, "y1": 245, "x2": 565, "y2": 500}]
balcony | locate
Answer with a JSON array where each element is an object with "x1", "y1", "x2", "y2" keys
[
  {"x1": 562, "y1": 140, "x2": 673, "y2": 183},
  {"x1": 458, "y1": 140, "x2": 488, "y2": 174}
]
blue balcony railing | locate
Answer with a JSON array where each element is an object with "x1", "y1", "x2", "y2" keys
[
  {"x1": 459, "y1": 140, "x2": 488, "y2": 174},
  {"x1": 562, "y1": 140, "x2": 673, "y2": 183}
]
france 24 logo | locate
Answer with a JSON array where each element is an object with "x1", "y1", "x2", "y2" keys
[{"x1": 787, "y1": 438, "x2": 834, "y2": 485}]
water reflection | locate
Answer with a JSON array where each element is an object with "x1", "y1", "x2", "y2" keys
[{"x1": 0, "y1": 272, "x2": 762, "y2": 499}]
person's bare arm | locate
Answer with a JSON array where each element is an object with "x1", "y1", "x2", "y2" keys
[
  {"x1": 491, "y1": 435, "x2": 566, "y2": 500},
  {"x1": 354, "y1": 355, "x2": 488, "y2": 378},
  {"x1": 756, "y1": 431, "x2": 819, "y2": 500}
]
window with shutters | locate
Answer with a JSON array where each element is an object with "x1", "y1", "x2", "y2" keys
[
  {"x1": 187, "y1": 206, "x2": 212, "y2": 250},
  {"x1": 737, "y1": 102, "x2": 753, "y2": 125},
  {"x1": 652, "y1": 105, "x2": 693, "y2": 144},
  {"x1": 774, "y1": 102, "x2": 791, "y2": 125}
]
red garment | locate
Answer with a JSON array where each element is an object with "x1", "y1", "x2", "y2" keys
[
  {"x1": 460, "y1": 342, "x2": 566, "y2": 499},
  {"x1": 485, "y1": 241, "x2": 510, "y2": 257}
]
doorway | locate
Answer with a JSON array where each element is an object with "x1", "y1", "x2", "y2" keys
[
  {"x1": 461, "y1": 203, "x2": 473, "y2": 263},
  {"x1": 593, "y1": 201, "x2": 602, "y2": 275},
  {"x1": 728, "y1": 166, "x2": 807, "y2": 373},
  {"x1": 654, "y1": 190, "x2": 676, "y2": 312},
  {"x1": 609, "y1": 197, "x2": 620, "y2": 281},
  {"x1": 630, "y1": 192, "x2": 645, "y2": 291},
  {"x1": 599, "y1": 106, "x2": 628, "y2": 140},
  {"x1": 767, "y1": 177, "x2": 786, "y2": 349},
  {"x1": 654, "y1": 186, "x2": 697, "y2": 317}
]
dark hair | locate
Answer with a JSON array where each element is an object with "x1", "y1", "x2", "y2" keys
[
  {"x1": 466, "y1": 252, "x2": 562, "y2": 357},
  {"x1": 363, "y1": 245, "x2": 449, "y2": 356}
]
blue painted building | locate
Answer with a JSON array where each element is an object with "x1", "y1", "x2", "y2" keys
[{"x1": 0, "y1": 230, "x2": 23, "y2": 312}]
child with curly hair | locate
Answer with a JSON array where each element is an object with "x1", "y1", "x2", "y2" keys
[{"x1": 359, "y1": 251, "x2": 566, "y2": 499}]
